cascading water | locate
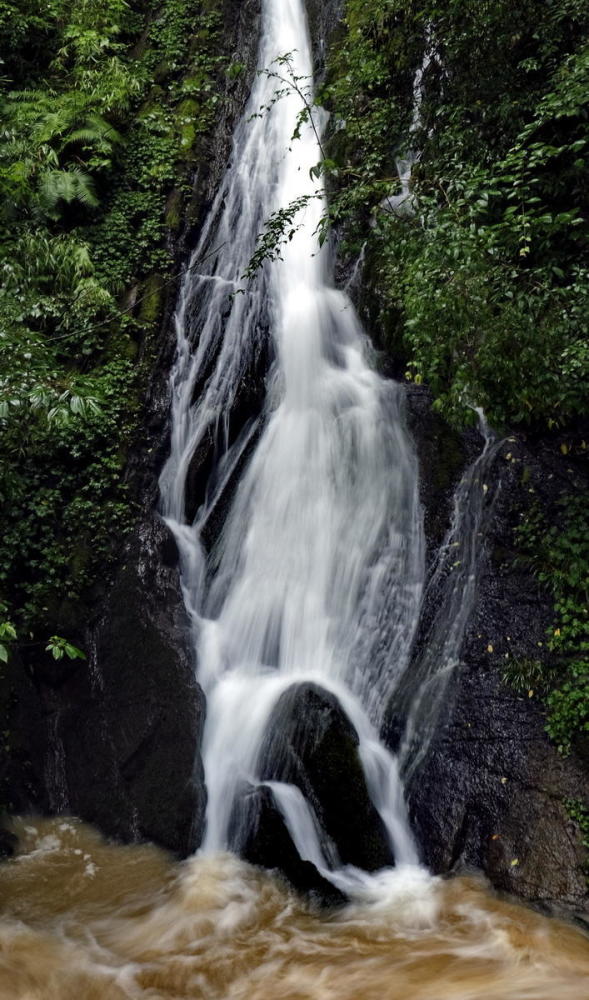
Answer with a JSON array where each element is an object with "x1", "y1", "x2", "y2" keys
[
  {"x1": 398, "y1": 411, "x2": 504, "y2": 781},
  {"x1": 159, "y1": 0, "x2": 425, "y2": 878},
  {"x1": 1, "y1": 9, "x2": 587, "y2": 997}
]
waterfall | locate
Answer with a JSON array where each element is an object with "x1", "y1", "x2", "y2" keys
[
  {"x1": 159, "y1": 0, "x2": 425, "y2": 877},
  {"x1": 398, "y1": 412, "x2": 504, "y2": 781},
  {"x1": 380, "y1": 34, "x2": 433, "y2": 219},
  {"x1": 158, "y1": 0, "x2": 501, "y2": 891}
]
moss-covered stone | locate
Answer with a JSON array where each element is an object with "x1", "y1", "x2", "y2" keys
[
  {"x1": 138, "y1": 273, "x2": 165, "y2": 327},
  {"x1": 165, "y1": 187, "x2": 183, "y2": 230}
]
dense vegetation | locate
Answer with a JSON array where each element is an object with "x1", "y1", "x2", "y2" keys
[
  {"x1": 512, "y1": 496, "x2": 589, "y2": 757},
  {"x1": 321, "y1": 0, "x2": 589, "y2": 430},
  {"x1": 0, "y1": 0, "x2": 223, "y2": 647}
]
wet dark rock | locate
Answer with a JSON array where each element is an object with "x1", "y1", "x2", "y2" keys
[
  {"x1": 199, "y1": 417, "x2": 263, "y2": 552},
  {"x1": 183, "y1": 339, "x2": 272, "y2": 532},
  {"x1": 306, "y1": 0, "x2": 344, "y2": 77},
  {"x1": 184, "y1": 426, "x2": 217, "y2": 523},
  {"x1": 397, "y1": 403, "x2": 589, "y2": 918},
  {"x1": 72, "y1": 516, "x2": 206, "y2": 856},
  {"x1": 0, "y1": 826, "x2": 17, "y2": 859},
  {"x1": 259, "y1": 682, "x2": 394, "y2": 872},
  {"x1": 233, "y1": 783, "x2": 346, "y2": 908},
  {"x1": 405, "y1": 384, "x2": 471, "y2": 557},
  {"x1": 407, "y1": 663, "x2": 588, "y2": 917},
  {"x1": 27, "y1": 655, "x2": 86, "y2": 691},
  {"x1": 3, "y1": 518, "x2": 205, "y2": 858}
]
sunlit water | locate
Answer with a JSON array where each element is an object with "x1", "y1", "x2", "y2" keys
[{"x1": 0, "y1": 819, "x2": 588, "y2": 1000}]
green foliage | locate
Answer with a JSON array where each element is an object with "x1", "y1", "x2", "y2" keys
[
  {"x1": 322, "y1": 0, "x2": 589, "y2": 429},
  {"x1": 0, "y1": 613, "x2": 17, "y2": 665},
  {"x1": 0, "y1": 0, "x2": 225, "y2": 641},
  {"x1": 45, "y1": 636, "x2": 86, "y2": 661},
  {"x1": 0, "y1": 605, "x2": 83, "y2": 669},
  {"x1": 243, "y1": 194, "x2": 321, "y2": 279},
  {"x1": 247, "y1": 6, "x2": 589, "y2": 428},
  {"x1": 515, "y1": 495, "x2": 589, "y2": 754},
  {"x1": 565, "y1": 797, "x2": 589, "y2": 851},
  {"x1": 502, "y1": 657, "x2": 559, "y2": 695}
]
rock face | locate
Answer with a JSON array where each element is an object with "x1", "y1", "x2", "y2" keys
[
  {"x1": 400, "y1": 388, "x2": 589, "y2": 920},
  {"x1": 257, "y1": 683, "x2": 394, "y2": 872},
  {"x1": 65, "y1": 517, "x2": 205, "y2": 855},
  {"x1": 407, "y1": 663, "x2": 588, "y2": 917},
  {"x1": 306, "y1": 0, "x2": 343, "y2": 76},
  {"x1": 234, "y1": 783, "x2": 346, "y2": 907},
  {"x1": 3, "y1": 518, "x2": 204, "y2": 858}
]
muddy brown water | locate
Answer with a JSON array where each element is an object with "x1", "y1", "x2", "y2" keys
[{"x1": 0, "y1": 818, "x2": 588, "y2": 1000}]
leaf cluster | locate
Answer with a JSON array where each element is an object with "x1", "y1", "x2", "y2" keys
[
  {"x1": 322, "y1": 0, "x2": 589, "y2": 429},
  {"x1": 515, "y1": 495, "x2": 589, "y2": 755},
  {"x1": 0, "y1": 0, "x2": 224, "y2": 642}
]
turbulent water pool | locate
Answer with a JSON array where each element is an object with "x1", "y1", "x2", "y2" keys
[{"x1": 1, "y1": 818, "x2": 588, "y2": 1000}]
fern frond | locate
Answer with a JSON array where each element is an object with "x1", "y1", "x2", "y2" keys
[{"x1": 38, "y1": 167, "x2": 99, "y2": 218}]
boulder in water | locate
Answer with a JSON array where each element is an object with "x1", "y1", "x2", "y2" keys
[
  {"x1": 258, "y1": 682, "x2": 394, "y2": 873},
  {"x1": 233, "y1": 782, "x2": 346, "y2": 908}
]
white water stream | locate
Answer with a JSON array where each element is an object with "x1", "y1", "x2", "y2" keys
[
  {"x1": 159, "y1": 0, "x2": 424, "y2": 880},
  {"x1": 159, "y1": 0, "x2": 496, "y2": 890}
]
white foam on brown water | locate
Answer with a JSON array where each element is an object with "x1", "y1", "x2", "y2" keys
[{"x1": 1, "y1": 818, "x2": 588, "y2": 1000}]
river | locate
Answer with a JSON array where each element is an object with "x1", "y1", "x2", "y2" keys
[{"x1": 1, "y1": 818, "x2": 588, "y2": 999}]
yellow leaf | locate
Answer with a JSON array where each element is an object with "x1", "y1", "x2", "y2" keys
[
  {"x1": 487, "y1": 643, "x2": 494, "y2": 653},
  {"x1": 510, "y1": 858, "x2": 519, "y2": 867}
]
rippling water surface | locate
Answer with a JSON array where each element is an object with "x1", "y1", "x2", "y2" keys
[{"x1": 1, "y1": 818, "x2": 588, "y2": 1000}]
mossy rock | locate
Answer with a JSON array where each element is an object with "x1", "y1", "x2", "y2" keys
[
  {"x1": 138, "y1": 274, "x2": 165, "y2": 327},
  {"x1": 165, "y1": 187, "x2": 183, "y2": 231}
]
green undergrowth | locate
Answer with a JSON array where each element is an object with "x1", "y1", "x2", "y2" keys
[
  {"x1": 0, "y1": 0, "x2": 224, "y2": 641},
  {"x1": 565, "y1": 798, "x2": 589, "y2": 852},
  {"x1": 510, "y1": 494, "x2": 589, "y2": 756},
  {"x1": 319, "y1": 0, "x2": 589, "y2": 430}
]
